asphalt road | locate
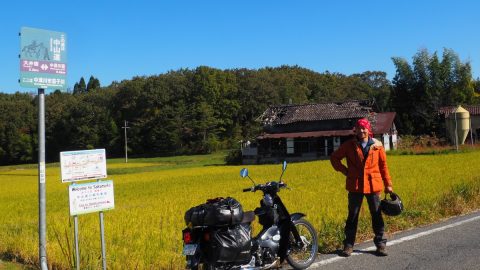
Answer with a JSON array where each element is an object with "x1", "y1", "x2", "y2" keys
[{"x1": 308, "y1": 210, "x2": 480, "y2": 270}]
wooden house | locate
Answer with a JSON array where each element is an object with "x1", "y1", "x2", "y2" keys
[{"x1": 241, "y1": 100, "x2": 397, "y2": 164}]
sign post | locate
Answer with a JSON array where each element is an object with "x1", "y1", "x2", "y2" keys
[
  {"x1": 68, "y1": 180, "x2": 114, "y2": 270},
  {"x1": 99, "y1": 209, "x2": 107, "y2": 270},
  {"x1": 20, "y1": 26, "x2": 67, "y2": 270},
  {"x1": 38, "y1": 88, "x2": 47, "y2": 270},
  {"x1": 61, "y1": 149, "x2": 112, "y2": 270},
  {"x1": 73, "y1": 213, "x2": 80, "y2": 270}
]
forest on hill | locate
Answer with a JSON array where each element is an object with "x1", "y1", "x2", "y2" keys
[{"x1": 1, "y1": 48, "x2": 479, "y2": 164}]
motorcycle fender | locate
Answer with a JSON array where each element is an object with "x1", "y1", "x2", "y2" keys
[{"x1": 290, "y1": 212, "x2": 306, "y2": 222}]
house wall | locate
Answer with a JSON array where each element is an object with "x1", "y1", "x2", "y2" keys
[
  {"x1": 382, "y1": 134, "x2": 390, "y2": 150},
  {"x1": 247, "y1": 135, "x2": 355, "y2": 164},
  {"x1": 264, "y1": 119, "x2": 356, "y2": 133},
  {"x1": 244, "y1": 112, "x2": 396, "y2": 163},
  {"x1": 374, "y1": 133, "x2": 397, "y2": 151},
  {"x1": 243, "y1": 132, "x2": 397, "y2": 164},
  {"x1": 471, "y1": 115, "x2": 480, "y2": 142}
]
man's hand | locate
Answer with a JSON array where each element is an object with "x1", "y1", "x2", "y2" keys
[{"x1": 384, "y1": 186, "x2": 393, "y2": 193}]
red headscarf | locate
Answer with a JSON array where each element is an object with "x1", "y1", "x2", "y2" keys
[{"x1": 355, "y1": 118, "x2": 373, "y2": 137}]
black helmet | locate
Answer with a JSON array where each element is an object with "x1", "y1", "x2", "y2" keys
[{"x1": 380, "y1": 192, "x2": 404, "y2": 216}]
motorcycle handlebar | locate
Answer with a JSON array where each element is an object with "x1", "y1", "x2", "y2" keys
[{"x1": 242, "y1": 181, "x2": 287, "y2": 192}]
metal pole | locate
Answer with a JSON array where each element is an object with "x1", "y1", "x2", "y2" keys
[
  {"x1": 122, "y1": 120, "x2": 129, "y2": 163},
  {"x1": 38, "y1": 88, "x2": 48, "y2": 270},
  {"x1": 124, "y1": 120, "x2": 127, "y2": 163},
  {"x1": 99, "y1": 211, "x2": 107, "y2": 270},
  {"x1": 470, "y1": 117, "x2": 474, "y2": 147},
  {"x1": 454, "y1": 109, "x2": 458, "y2": 152},
  {"x1": 74, "y1": 215, "x2": 80, "y2": 270},
  {"x1": 97, "y1": 178, "x2": 107, "y2": 270}
]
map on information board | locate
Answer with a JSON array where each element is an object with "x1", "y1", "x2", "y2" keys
[{"x1": 60, "y1": 149, "x2": 107, "y2": 182}]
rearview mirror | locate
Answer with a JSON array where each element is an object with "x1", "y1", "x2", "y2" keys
[
  {"x1": 282, "y1": 161, "x2": 287, "y2": 171},
  {"x1": 240, "y1": 168, "x2": 248, "y2": 178}
]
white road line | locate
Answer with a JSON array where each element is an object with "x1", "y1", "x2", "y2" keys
[{"x1": 310, "y1": 213, "x2": 480, "y2": 268}]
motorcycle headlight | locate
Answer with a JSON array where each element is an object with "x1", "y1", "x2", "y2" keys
[{"x1": 263, "y1": 194, "x2": 273, "y2": 206}]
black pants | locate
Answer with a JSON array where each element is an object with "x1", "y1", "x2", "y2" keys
[{"x1": 343, "y1": 192, "x2": 386, "y2": 248}]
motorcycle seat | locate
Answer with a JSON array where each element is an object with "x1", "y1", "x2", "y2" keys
[{"x1": 241, "y1": 211, "x2": 255, "y2": 224}]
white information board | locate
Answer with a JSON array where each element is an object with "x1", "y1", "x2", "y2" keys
[
  {"x1": 60, "y1": 149, "x2": 107, "y2": 182},
  {"x1": 69, "y1": 180, "x2": 114, "y2": 216}
]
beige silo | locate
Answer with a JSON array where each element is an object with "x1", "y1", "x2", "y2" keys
[{"x1": 446, "y1": 105, "x2": 470, "y2": 145}]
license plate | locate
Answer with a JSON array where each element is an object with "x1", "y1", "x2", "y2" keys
[{"x1": 182, "y1": 244, "x2": 198, "y2": 256}]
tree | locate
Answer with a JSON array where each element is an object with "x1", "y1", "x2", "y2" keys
[
  {"x1": 391, "y1": 57, "x2": 416, "y2": 134},
  {"x1": 0, "y1": 93, "x2": 35, "y2": 164},
  {"x1": 67, "y1": 89, "x2": 118, "y2": 151},
  {"x1": 473, "y1": 79, "x2": 480, "y2": 94},
  {"x1": 9, "y1": 62, "x2": 472, "y2": 163},
  {"x1": 391, "y1": 48, "x2": 474, "y2": 135},
  {"x1": 73, "y1": 77, "x2": 87, "y2": 94},
  {"x1": 87, "y1": 76, "x2": 101, "y2": 91},
  {"x1": 352, "y1": 71, "x2": 392, "y2": 111},
  {"x1": 45, "y1": 91, "x2": 77, "y2": 160}
]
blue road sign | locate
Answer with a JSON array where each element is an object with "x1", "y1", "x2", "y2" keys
[{"x1": 20, "y1": 27, "x2": 67, "y2": 90}]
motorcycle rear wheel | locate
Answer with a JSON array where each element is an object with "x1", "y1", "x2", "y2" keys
[{"x1": 286, "y1": 218, "x2": 318, "y2": 269}]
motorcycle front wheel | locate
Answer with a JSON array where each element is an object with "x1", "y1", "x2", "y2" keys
[{"x1": 286, "y1": 218, "x2": 318, "y2": 269}]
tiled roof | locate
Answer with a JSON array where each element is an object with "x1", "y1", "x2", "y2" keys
[
  {"x1": 373, "y1": 112, "x2": 396, "y2": 134},
  {"x1": 438, "y1": 105, "x2": 480, "y2": 117},
  {"x1": 257, "y1": 112, "x2": 396, "y2": 138},
  {"x1": 258, "y1": 100, "x2": 374, "y2": 125},
  {"x1": 257, "y1": 130, "x2": 355, "y2": 139}
]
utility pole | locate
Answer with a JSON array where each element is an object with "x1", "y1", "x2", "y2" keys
[{"x1": 122, "y1": 120, "x2": 130, "y2": 163}]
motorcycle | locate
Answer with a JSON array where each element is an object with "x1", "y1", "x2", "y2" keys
[{"x1": 182, "y1": 161, "x2": 318, "y2": 269}]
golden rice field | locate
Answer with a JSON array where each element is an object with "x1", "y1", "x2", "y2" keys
[{"x1": 1, "y1": 151, "x2": 480, "y2": 269}]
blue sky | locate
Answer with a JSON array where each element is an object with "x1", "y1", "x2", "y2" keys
[{"x1": 1, "y1": 0, "x2": 479, "y2": 93}]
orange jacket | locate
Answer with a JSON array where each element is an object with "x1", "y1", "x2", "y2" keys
[{"x1": 330, "y1": 138, "x2": 392, "y2": 194}]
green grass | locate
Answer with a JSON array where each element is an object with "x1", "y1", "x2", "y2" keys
[
  {"x1": 1, "y1": 150, "x2": 480, "y2": 269},
  {"x1": 0, "y1": 260, "x2": 33, "y2": 270},
  {"x1": 106, "y1": 152, "x2": 227, "y2": 175}
]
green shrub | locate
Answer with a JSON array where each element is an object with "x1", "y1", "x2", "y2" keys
[{"x1": 225, "y1": 149, "x2": 242, "y2": 165}]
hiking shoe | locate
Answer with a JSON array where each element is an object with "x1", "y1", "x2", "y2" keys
[
  {"x1": 341, "y1": 246, "x2": 353, "y2": 257},
  {"x1": 376, "y1": 246, "x2": 388, "y2": 256}
]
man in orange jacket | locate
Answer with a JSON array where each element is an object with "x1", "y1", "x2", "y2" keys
[{"x1": 330, "y1": 118, "x2": 393, "y2": 257}]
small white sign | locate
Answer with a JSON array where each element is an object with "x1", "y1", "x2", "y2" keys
[
  {"x1": 60, "y1": 149, "x2": 107, "y2": 182},
  {"x1": 287, "y1": 138, "x2": 294, "y2": 154},
  {"x1": 69, "y1": 180, "x2": 114, "y2": 216},
  {"x1": 39, "y1": 161, "x2": 46, "y2": 183}
]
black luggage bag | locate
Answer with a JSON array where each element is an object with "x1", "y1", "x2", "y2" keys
[
  {"x1": 184, "y1": 197, "x2": 244, "y2": 227},
  {"x1": 207, "y1": 223, "x2": 252, "y2": 264}
]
